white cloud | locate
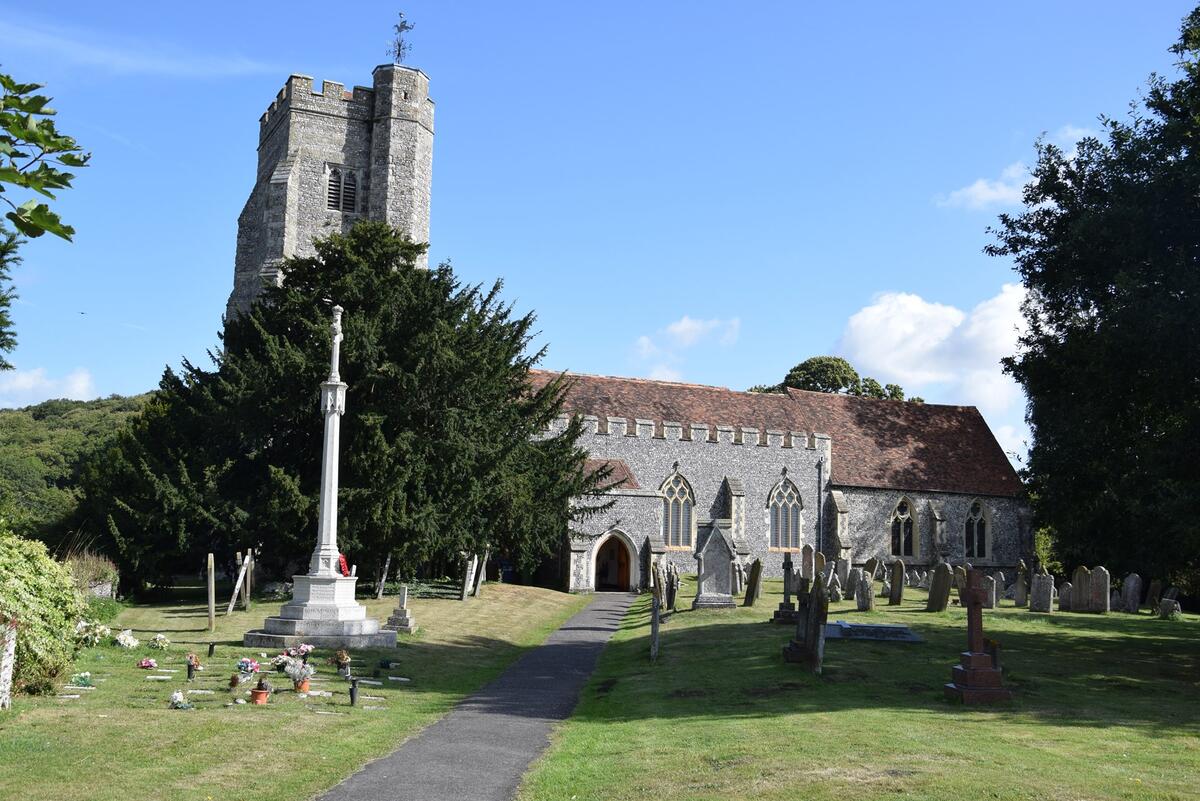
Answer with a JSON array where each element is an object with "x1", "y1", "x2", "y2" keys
[
  {"x1": 0, "y1": 20, "x2": 278, "y2": 77},
  {"x1": 838, "y1": 284, "x2": 1030, "y2": 463},
  {"x1": 632, "y1": 314, "x2": 740, "y2": 381},
  {"x1": 937, "y1": 161, "x2": 1028, "y2": 210},
  {"x1": 0, "y1": 367, "x2": 96, "y2": 408}
]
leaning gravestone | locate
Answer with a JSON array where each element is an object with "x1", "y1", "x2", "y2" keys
[
  {"x1": 1030, "y1": 573, "x2": 1054, "y2": 613},
  {"x1": 864, "y1": 557, "x2": 881, "y2": 581},
  {"x1": 836, "y1": 558, "x2": 851, "y2": 591},
  {"x1": 855, "y1": 573, "x2": 875, "y2": 612},
  {"x1": 1071, "y1": 567, "x2": 1092, "y2": 612},
  {"x1": 1145, "y1": 579, "x2": 1163, "y2": 611},
  {"x1": 828, "y1": 573, "x2": 842, "y2": 603},
  {"x1": 1121, "y1": 573, "x2": 1142, "y2": 614},
  {"x1": 954, "y1": 565, "x2": 968, "y2": 599},
  {"x1": 845, "y1": 567, "x2": 863, "y2": 600},
  {"x1": 460, "y1": 553, "x2": 478, "y2": 602},
  {"x1": 0, "y1": 617, "x2": 15, "y2": 711},
  {"x1": 694, "y1": 524, "x2": 737, "y2": 609},
  {"x1": 740, "y1": 558, "x2": 764, "y2": 608},
  {"x1": 1059, "y1": 582, "x2": 1073, "y2": 611},
  {"x1": 927, "y1": 564, "x2": 953, "y2": 612},
  {"x1": 982, "y1": 576, "x2": 997, "y2": 609},
  {"x1": 889, "y1": 560, "x2": 905, "y2": 605},
  {"x1": 1090, "y1": 566, "x2": 1111, "y2": 613},
  {"x1": 784, "y1": 573, "x2": 829, "y2": 673}
]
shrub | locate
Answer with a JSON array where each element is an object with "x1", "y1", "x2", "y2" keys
[
  {"x1": 0, "y1": 522, "x2": 86, "y2": 693},
  {"x1": 65, "y1": 549, "x2": 119, "y2": 595}
]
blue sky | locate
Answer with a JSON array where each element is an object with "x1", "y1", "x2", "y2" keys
[{"x1": 0, "y1": 1, "x2": 1194, "y2": 464}]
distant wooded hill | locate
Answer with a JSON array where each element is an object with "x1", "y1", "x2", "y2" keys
[{"x1": 0, "y1": 393, "x2": 151, "y2": 547}]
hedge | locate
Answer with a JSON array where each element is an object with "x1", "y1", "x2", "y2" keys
[{"x1": 0, "y1": 522, "x2": 86, "y2": 693}]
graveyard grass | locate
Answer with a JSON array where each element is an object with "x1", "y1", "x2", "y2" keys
[
  {"x1": 0, "y1": 582, "x2": 588, "y2": 801},
  {"x1": 519, "y1": 578, "x2": 1199, "y2": 801}
]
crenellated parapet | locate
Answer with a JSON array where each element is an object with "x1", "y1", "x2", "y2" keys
[
  {"x1": 259, "y1": 75, "x2": 376, "y2": 142},
  {"x1": 546, "y1": 413, "x2": 830, "y2": 450}
]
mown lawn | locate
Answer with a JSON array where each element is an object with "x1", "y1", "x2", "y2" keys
[
  {"x1": 519, "y1": 577, "x2": 1199, "y2": 801},
  {"x1": 0, "y1": 582, "x2": 588, "y2": 801}
]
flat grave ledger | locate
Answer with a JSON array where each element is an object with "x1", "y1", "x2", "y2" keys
[{"x1": 824, "y1": 621, "x2": 923, "y2": 643}]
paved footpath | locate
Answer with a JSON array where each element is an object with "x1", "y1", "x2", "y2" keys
[{"x1": 316, "y1": 592, "x2": 634, "y2": 801}]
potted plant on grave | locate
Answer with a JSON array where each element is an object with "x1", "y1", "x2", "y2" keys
[
  {"x1": 330, "y1": 649, "x2": 352, "y2": 678},
  {"x1": 284, "y1": 656, "x2": 316, "y2": 693},
  {"x1": 249, "y1": 676, "x2": 272, "y2": 705}
]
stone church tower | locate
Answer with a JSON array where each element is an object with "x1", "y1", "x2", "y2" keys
[{"x1": 226, "y1": 64, "x2": 434, "y2": 318}]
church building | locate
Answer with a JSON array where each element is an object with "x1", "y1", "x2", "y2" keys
[{"x1": 228, "y1": 65, "x2": 1030, "y2": 593}]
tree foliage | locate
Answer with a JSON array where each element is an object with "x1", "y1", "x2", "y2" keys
[
  {"x1": 0, "y1": 72, "x2": 89, "y2": 241},
  {"x1": 73, "y1": 223, "x2": 606, "y2": 588},
  {"x1": 0, "y1": 394, "x2": 149, "y2": 543},
  {"x1": 751, "y1": 355, "x2": 922, "y2": 402},
  {"x1": 989, "y1": 8, "x2": 1200, "y2": 585},
  {"x1": 0, "y1": 228, "x2": 17, "y2": 370}
]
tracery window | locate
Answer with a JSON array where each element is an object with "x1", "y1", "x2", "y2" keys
[
  {"x1": 769, "y1": 478, "x2": 802, "y2": 550},
  {"x1": 327, "y1": 167, "x2": 358, "y2": 213},
  {"x1": 661, "y1": 471, "x2": 695, "y2": 549},
  {"x1": 965, "y1": 500, "x2": 987, "y2": 559},
  {"x1": 890, "y1": 498, "x2": 915, "y2": 557}
]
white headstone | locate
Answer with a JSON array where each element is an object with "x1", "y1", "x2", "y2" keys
[{"x1": 0, "y1": 618, "x2": 16, "y2": 710}]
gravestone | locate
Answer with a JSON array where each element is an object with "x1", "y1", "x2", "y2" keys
[
  {"x1": 1014, "y1": 573, "x2": 1028, "y2": 608},
  {"x1": 879, "y1": 579, "x2": 890, "y2": 598},
  {"x1": 740, "y1": 558, "x2": 764, "y2": 609},
  {"x1": 889, "y1": 560, "x2": 905, "y2": 605},
  {"x1": 1110, "y1": 589, "x2": 1121, "y2": 610},
  {"x1": 650, "y1": 596, "x2": 660, "y2": 662},
  {"x1": 836, "y1": 557, "x2": 851, "y2": 589},
  {"x1": 772, "y1": 552, "x2": 798, "y2": 624},
  {"x1": 996, "y1": 571, "x2": 1006, "y2": 589},
  {"x1": 695, "y1": 525, "x2": 738, "y2": 609},
  {"x1": 1159, "y1": 599, "x2": 1182, "y2": 620},
  {"x1": 1029, "y1": 573, "x2": 1054, "y2": 613},
  {"x1": 919, "y1": 572, "x2": 931, "y2": 590},
  {"x1": 732, "y1": 561, "x2": 743, "y2": 595},
  {"x1": 666, "y1": 565, "x2": 679, "y2": 611},
  {"x1": 0, "y1": 618, "x2": 15, "y2": 711},
  {"x1": 801, "y1": 544, "x2": 815, "y2": 581},
  {"x1": 813, "y1": 551, "x2": 826, "y2": 577},
  {"x1": 864, "y1": 557, "x2": 881, "y2": 581},
  {"x1": 927, "y1": 564, "x2": 953, "y2": 612},
  {"x1": 1145, "y1": 579, "x2": 1163, "y2": 611},
  {"x1": 944, "y1": 569, "x2": 1013, "y2": 704},
  {"x1": 845, "y1": 567, "x2": 863, "y2": 599},
  {"x1": 784, "y1": 574, "x2": 829, "y2": 673},
  {"x1": 1163, "y1": 586, "x2": 1179, "y2": 602},
  {"x1": 1089, "y1": 566, "x2": 1111, "y2": 613},
  {"x1": 1071, "y1": 567, "x2": 1092, "y2": 612},
  {"x1": 471, "y1": 549, "x2": 489, "y2": 597},
  {"x1": 460, "y1": 553, "x2": 478, "y2": 602},
  {"x1": 954, "y1": 566, "x2": 968, "y2": 598},
  {"x1": 855, "y1": 573, "x2": 875, "y2": 611},
  {"x1": 1059, "y1": 582, "x2": 1073, "y2": 611},
  {"x1": 828, "y1": 573, "x2": 843, "y2": 603},
  {"x1": 385, "y1": 584, "x2": 418, "y2": 634},
  {"x1": 1121, "y1": 574, "x2": 1142, "y2": 614},
  {"x1": 982, "y1": 576, "x2": 997, "y2": 609}
]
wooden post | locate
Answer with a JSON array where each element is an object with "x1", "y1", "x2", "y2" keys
[
  {"x1": 376, "y1": 553, "x2": 392, "y2": 600},
  {"x1": 206, "y1": 553, "x2": 216, "y2": 632},
  {"x1": 227, "y1": 554, "x2": 249, "y2": 615}
]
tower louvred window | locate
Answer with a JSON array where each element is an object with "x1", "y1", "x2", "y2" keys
[
  {"x1": 327, "y1": 168, "x2": 342, "y2": 210},
  {"x1": 341, "y1": 172, "x2": 357, "y2": 212},
  {"x1": 327, "y1": 168, "x2": 357, "y2": 212}
]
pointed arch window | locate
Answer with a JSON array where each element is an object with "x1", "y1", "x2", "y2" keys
[
  {"x1": 890, "y1": 498, "x2": 916, "y2": 557},
  {"x1": 660, "y1": 471, "x2": 695, "y2": 549},
  {"x1": 327, "y1": 166, "x2": 358, "y2": 213},
  {"x1": 769, "y1": 478, "x2": 803, "y2": 550},
  {"x1": 965, "y1": 500, "x2": 987, "y2": 559}
]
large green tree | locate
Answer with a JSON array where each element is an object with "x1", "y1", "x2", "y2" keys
[
  {"x1": 990, "y1": 8, "x2": 1200, "y2": 586},
  {"x1": 751, "y1": 355, "x2": 921, "y2": 402},
  {"x1": 73, "y1": 222, "x2": 607, "y2": 588}
]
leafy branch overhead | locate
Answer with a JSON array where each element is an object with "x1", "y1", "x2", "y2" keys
[{"x1": 0, "y1": 72, "x2": 90, "y2": 240}]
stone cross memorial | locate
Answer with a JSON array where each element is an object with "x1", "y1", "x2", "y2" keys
[
  {"x1": 693, "y1": 523, "x2": 737, "y2": 609},
  {"x1": 244, "y1": 307, "x2": 396, "y2": 648},
  {"x1": 385, "y1": 584, "x2": 418, "y2": 634},
  {"x1": 784, "y1": 573, "x2": 829, "y2": 673},
  {"x1": 943, "y1": 569, "x2": 1013, "y2": 704},
  {"x1": 772, "y1": 552, "x2": 798, "y2": 624}
]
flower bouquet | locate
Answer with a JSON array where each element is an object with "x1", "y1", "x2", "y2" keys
[
  {"x1": 186, "y1": 652, "x2": 202, "y2": 670},
  {"x1": 69, "y1": 671, "x2": 94, "y2": 687},
  {"x1": 235, "y1": 657, "x2": 260, "y2": 682},
  {"x1": 74, "y1": 620, "x2": 112, "y2": 647},
  {"x1": 114, "y1": 629, "x2": 140, "y2": 649},
  {"x1": 286, "y1": 643, "x2": 315, "y2": 659},
  {"x1": 270, "y1": 653, "x2": 291, "y2": 672},
  {"x1": 330, "y1": 649, "x2": 352, "y2": 678},
  {"x1": 149, "y1": 633, "x2": 170, "y2": 650},
  {"x1": 137, "y1": 657, "x2": 158, "y2": 669},
  {"x1": 168, "y1": 690, "x2": 194, "y2": 710}
]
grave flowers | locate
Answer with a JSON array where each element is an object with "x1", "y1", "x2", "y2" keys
[
  {"x1": 250, "y1": 676, "x2": 272, "y2": 705},
  {"x1": 235, "y1": 657, "x2": 260, "y2": 682},
  {"x1": 287, "y1": 643, "x2": 315, "y2": 662},
  {"x1": 74, "y1": 620, "x2": 111, "y2": 647},
  {"x1": 149, "y1": 634, "x2": 170, "y2": 651},
  {"x1": 137, "y1": 658, "x2": 158, "y2": 670},
  {"x1": 283, "y1": 657, "x2": 316, "y2": 692},
  {"x1": 69, "y1": 671, "x2": 94, "y2": 687},
  {"x1": 168, "y1": 690, "x2": 194, "y2": 710},
  {"x1": 114, "y1": 629, "x2": 140, "y2": 649},
  {"x1": 331, "y1": 649, "x2": 352, "y2": 678}
]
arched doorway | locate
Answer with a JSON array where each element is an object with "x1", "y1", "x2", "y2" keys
[{"x1": 595, "y1": 535, "x2": 632, "y2": 592}]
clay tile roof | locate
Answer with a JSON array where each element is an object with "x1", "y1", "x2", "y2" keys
[
  {"x1": 584, "y1": 458, "x2": 639, "y2": 490},
  {"x1": 533, "y1": 370, "x2": 1021, "y2": 498}
]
